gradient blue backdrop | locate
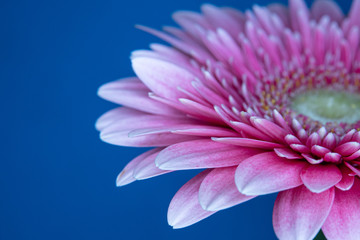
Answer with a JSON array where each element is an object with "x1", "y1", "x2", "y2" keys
[{"x1": 1, "y1": 0, "x2": 352, "y2": 239}]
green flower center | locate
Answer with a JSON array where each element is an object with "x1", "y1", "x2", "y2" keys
[{"x1": 291, "y1": 89, "x2": 360, "y2": 124}]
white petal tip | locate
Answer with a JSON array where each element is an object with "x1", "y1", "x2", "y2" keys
[
  {"x1": 200, "y1": 202, "x2": 218, "y2": 212},
  {"x1": 236, "y1": 184, "x2": 260, "y2": 196},
  {"x1": 116, "y1": 171, "x2": 135, "y2": 187},
  {"x1": 156, "y1": 163, "x2": 172, "y2": 170}
]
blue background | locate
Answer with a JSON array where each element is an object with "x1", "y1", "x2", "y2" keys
[{"x1": 1, "y1": 0, "x2": 352, "y2": 239}]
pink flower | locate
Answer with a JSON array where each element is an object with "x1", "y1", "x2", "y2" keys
[{"x1": 96, "y1": 0, "x2": 360, "y2": 239}]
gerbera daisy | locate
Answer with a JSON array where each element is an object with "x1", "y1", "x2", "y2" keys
[{"x1": 96, "y1": 0, "x2": 360, "y2": 239}]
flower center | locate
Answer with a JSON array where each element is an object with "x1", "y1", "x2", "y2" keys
[{"x1": 291, "y1": 89, "x2": 360, "y2": 124}]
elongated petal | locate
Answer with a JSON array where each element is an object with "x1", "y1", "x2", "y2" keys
[
  {"x1": 172, "y1": 126, "x2": 239, "y2": 137},
  {"x1": 116, "y1": 148, "x2": 163, "y2": 186},
  {"x1": 98, "y1": 108, "x2": 199, "y2": 147},
  {"x1": 130, "y1": 124, "x2": 238, "y2": 138},
  {"x1": 96, "y1": 107, "x2": 189, "y2": 131},
  {"x1": 300, "y1": 164, "x2": 342, "y2": 193},
  {"x1": 335, "y1": 165, "x2": 355, "y2": 191},
  {"x1": 274, "y1": 148, "x2": 302, "y2": 159},
  {"x1": 322, "y1": 179, "x2": 360, "y2": 240},
  {"x1": 311, "y1": 0, "x2": 343, "y2": 23},
  {"x1": 348, "y1": 0, "x2": 360, "y2": 30},
  {"x1": 101, "y1": 127, "x2": 197, "y2": 147},
  {"x1": 250, "y1": 117, "x2": 288, "y2": 143},
  {"x1": 199, "y1": 167, "x2": 256, "y2": 211},
  {"x1": 96, "y1": 107, "x2": 143, "y2": 131},
  {"x1": 132, "y1": 56, "x2": 199, "y2": 101},
  {"x1": 98, "y1": 78, "x2": 181, "y2": 116},
  {"x1": 132, "y1": 148, "x2": 172, "y2": 180},
  {"x1": 212, "y1": 137, "x2": 284, "y2": 149},
  {"x1": 235, "y1": 152, "x2": 308, "y2": 195},
  {"x1": 168, "y1": 170, "x2": 216, "y2": 228},
  {"x1": 156, "y1": 139, "x2": 263, "y2": 170},
  {"x1": 273, "y1": 186, "x2": 335, "y2": 240}
]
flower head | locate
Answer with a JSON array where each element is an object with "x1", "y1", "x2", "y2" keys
[{"x1": 96, "y1": 0, "x2": 360, "y2": 239}]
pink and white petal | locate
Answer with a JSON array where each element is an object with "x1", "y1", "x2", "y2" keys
[
  {"x1": 311, "y1": 0, "x2": 343, "y2": 23},
  {"x1": 128, "y1": 124, "x2": 203, "y2": 137},
  {"x1": 335, "y1": 164, "x2": 355, "y2": 191},
  {"x1": 268, "y1": 4, "x2": 290, "y2": 27},
  {"x1": 156, "y1": 139, "x2": 264, "y2": 170},
  {"x1": 347, "y1": 0, "x2": 360, "y2": 31},
  {"x1": 199, "y1": 167, "x2": 256, "y2": 211},
  {"x1": 96, "y1": 107, "x2": 143, "y2": 131},
  {"x1": 300, "y1": 164, "x2": 342, "y2": 193},
  {"x1": 201, "y1": 4, "x2": 243, "y2": 38},
  {"x1": 116, "y1": 148, "x2": 162, "y2": 186},
  {"x1": 322, "y1": 179, "x2": 360, "y2": 240},
  {"x1": 168, "y1": 170, "x2": 216, "y2": 229},
  {"x1": 273, "y1": 186, "x2": 335, "y2": 240},
  {"x1": 334, "y1": 142, "x2": 360, "y2": 156},
  {"x1": 130, "y1": 124, "x2": 238, "y2": 138},
  {"x1": 98, "y1": 78, "x2": 182, "y2": 116},
  {"x1": 101, "y1": 126, "x2": 198, "y2": 147},
  {"x1": 100, "y1": 77, "x2": 147, "y2": 90},
  {"x1": 274, "y1": 148, "x2": 303, "y2": 159},
  {"x1": 132, "y1": 148, "x2": 172, "y2": 180},
  {"x1": 171, "y1": 126, "x2": 239, "y2": 137},
  {"x1": 235, "y1": 152, "x2": 308, "y2": 195},
  {"x1": 98, "y1": 108, "x2": 199, "y2": 147},
  {"x1": 250, "y1": 117, "x2": 288, "y2": 143},
  {"x1": 289, "y1": 0, "x2": 310, "y2": 32},
  {"x1": 344, "y1": 161, "x2": 360, "y2": 177},
  {"x1": 212, "y1": 137, "x2": 284, "y2": 149},
  {"x1": 132, "y1": 56, "x2": 200, "y2": 101},
  {"x1": 97, "y1": 107, "x2": 190, "y2": 132}
]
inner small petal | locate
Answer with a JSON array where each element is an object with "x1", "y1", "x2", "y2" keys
[{"x1": 291, "y1": 89, "x2": 360, "y2": 124}]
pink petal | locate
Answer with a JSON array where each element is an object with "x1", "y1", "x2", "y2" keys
[
  {"x1": 132, "y1": 148, "x2": 172, "y2": 180},
  {"x1": 101, "y1": 126, "x2": 197, "y2": 147},
  {"x1": 335, "y1": 164, "x2": 355, "y2": 191},
  {"x1": 199, "y1": 167, "x2": 256, "y2": 211},
  {"x1": 250, "y1": 117, "x2": 288, "y2": 143},
  {"x1": 343, "y1": 149, "x2": 360, "y2": 160},
  {"x1": 323, "y1": 152, "x2": 341, "y2": 163},
  {"x1": 273, "y1": 186, "x2": 335, "y2": 240},
  {"x1": 201, "y1": 4, "x2": 242, "y2": 39},
  {"x1": 322, "y1": 132, "x2": 337, "y2": 150},
  {"x1": 116, "y1": 148, "x2": 163, "y2": 186},
  {"x1": 300, "y1": 164, "x2": 342, "y2": 193},
  {"x1": 344, "y1": 161, "x2": 360, "y2": 177},
  {"x1": 322, "y1": 179, "x2": 360, "y2": 240},
  {"x1": 311, "y1": 145, "x2": 331, "y2": 158},
  {"x1": 128, "y1": 123, "x2": 223, "y2": 138},
  {"x1": 347, "y1": 0, "x2": 360, "y2": 31},
  {"x1": 274, "y1": 148, "x2": 303, "y2": 159},
  {"x1": 230, "y1": 121, "x2": 274, "y2": 142},
  {"x1": 235, "y1": 152, "x2": 308, "y2": 195},
  {"x1": 289, "y1": 0, "x2": 310, "y2": 31},
  {"x1": 171, "y1": 126, "x2": 239, "y2": 137},
  {"x1": 212, "y1": 137, "x2": 284, "y2": 149},
  {"x1": 96, "y1": 107, "x2": 142, "y2": 131},
  {"x1": 132, "y1": 56, "x2": 199, "y2": 101},
  {"x1": 334, "y1": 142, "x2": 360, "y2": 156},
  {"x1": 301, "y1": 153, "x2": 323, "y2": 164},
  {"x1": 168, "y1": 170, "x2": 216, "y2": 229},
  {"x1": 311, "y1": 0, "x2": 343, "y2": 23},
  {"x1": 98, "y1": 78, "x2": 181, "y2": 116},
  {"x1": 156, "y1": 139, "x2": 263, "y2": 170},
  {"x1": 180, "y1": 98, "x2": 222, "y2": 123},
  {"x1": 97, "y1": 108, "x2": 199, "y2": 147},
  {"x1": 268, "y1": 4, "x2": 290, "y2": 27}
]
